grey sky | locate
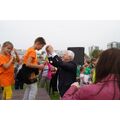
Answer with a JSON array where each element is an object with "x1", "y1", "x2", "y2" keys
[{"x1": 0, "y1": 20, "x2": 120, "y2": 54}]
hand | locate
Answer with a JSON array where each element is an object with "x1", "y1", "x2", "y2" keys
[
  {"x1": 38, "y1": 64, "x2": 45, "y2": 70},
  {"x1": 71, "y1": 82, "x2": 80, "y2": 88},
  {"x1": 10, "y1": 56, "x2": 15, "y2": 64},
  {"x1": 11, "y1": 56, "x2": 16, "y2": 64},
  {"x1": 13, "y1": 48, "x2": 20, "y2": 62},
  {"x1": 11, "y1": 56, "x2": 14, "y2": 61},
  {"x1": 46, "y1": 45, "x2": 54, "y2": 55},
  {"x1": 13, "y1": 48, "x2": 17, "y2": 54}
]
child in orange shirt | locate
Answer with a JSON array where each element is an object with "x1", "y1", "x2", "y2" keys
[
  {"x1": 0, "y1": 41, "x2": 19, "y2": 100},
  {"x1": 22, "y1": 37, "x2": 46, "y2": 100}
]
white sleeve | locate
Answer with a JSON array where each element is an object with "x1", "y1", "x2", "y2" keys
[
  {"x1": 51, "y1": 52, "x2": 57, "y2": 57},
  {"x1": 48, "y1": 52, "x2": 57, "y2": 58}
]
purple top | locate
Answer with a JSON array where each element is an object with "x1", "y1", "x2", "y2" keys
[{"x1": 62, "y1": 75, "x2": 120, "y2": 100}]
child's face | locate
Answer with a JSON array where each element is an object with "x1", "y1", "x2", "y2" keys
[
  {"x1": 3, "y1": 44, "x2": 13, "y2": 55},
  {"x1": 84, "y1": 62, "x2": 89, "y2": 67},
  {"x1": 35, "y1": 42, "x2": 44, "y2": 51},
  {"x1": 80, "y1": 67, "x2": 85, "y2": 73}
]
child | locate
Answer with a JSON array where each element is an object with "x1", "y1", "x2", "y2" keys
[
  {"x1": 79, "y1": 66, "x2": 85, "y2": 86},
  {"x1": 84, "y1": 61, "x2": 91, "y2": 84},
  {"x1": 40, "y1": 59, "x2": 53, "y2": 94},
  {"x1": 22, "y1": 37, "x2": 46, "y2": 100},
  {"x1": 0, "y1": 41, "x2": 19, "y2": 100}
]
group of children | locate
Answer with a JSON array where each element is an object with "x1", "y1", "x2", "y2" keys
[
  {"x1": 0, "y1": 37, "x2": 56, "y2": 100},
  {"x1": 79, "y1": 58, "x2": 98, "y2": 86}
]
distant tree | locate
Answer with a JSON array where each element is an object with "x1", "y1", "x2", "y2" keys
[
  {"x1": 90, "y1": 49, "x2": 102, "y2": 58},
  {"x1": 84, "y1": 53, "x2": 90, "y2": 61}
]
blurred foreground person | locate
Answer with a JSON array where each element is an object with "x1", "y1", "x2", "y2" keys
[{"x1": 62, "y1": 48, "x2": 120, "y2": 100}]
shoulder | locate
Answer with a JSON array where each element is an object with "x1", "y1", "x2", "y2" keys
[
  {"x1": 0, "y1": 53, "x2": 4, "y2": 57},
  {"x1": 0, "y1": 54, "x2": 6, "y2": 60},
  {"x1": 69, "y1": 61, "x2": 77, "y2": 67},
  {"x1": 0, "y1": 54, "x2": 3, "y2": 58},
  {"x1": 0, "y1": 54, "x2": 7, "y2": 64},
  {"x1": 69, "y1": 61, "x2": 76, "y2": 64},
  {"x1": 53, "y1": 55, "x2": 60, "y2": 59},
  {"x1": 27, "y1": 47, "x2": 35, "y2": 53},
  {"x1": 78, "y1": 84, "x2": 101, "y2": 98},
  {"x1": 26, "y1": 48, "x2": 36, "y2": 57}
]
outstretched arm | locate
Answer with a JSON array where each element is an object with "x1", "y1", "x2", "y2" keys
[{"x1": 62, "y1": 82, "x2": 80, "y2": 100}]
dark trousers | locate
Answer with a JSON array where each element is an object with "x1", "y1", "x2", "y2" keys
[
  {"x1": 15, "y1": 79, "x2": 24, "y2": 90},
  {"x1": 49, "y1": 74, "x2": 58, "y2": 94}
]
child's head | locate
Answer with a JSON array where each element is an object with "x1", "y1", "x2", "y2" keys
[
  {"x1": 96, "y1": 48, "x2": 120, "y2": 83},
  {"x1": 34, "y1": 37, "x2": 46, "y2": 50},
  {"x1": 80, "y1": 66, "x2": 85, "y2": 73},
  {"x1": 84, "y1": 60, "x2": 90, "y2": 67},
  {"x1": 1, "y1": 41, "x2": 14, "y2": 55},
  {"x1": 91, "y1": 58, "x2": 98, "y2": 66}
]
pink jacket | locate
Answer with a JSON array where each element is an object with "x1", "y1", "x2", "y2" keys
[
  {"x1": 47, "y1": 63, "x2": 52, "y2": 80},
  {"x1": 62, "y1": 75, "x2": 120, "y2": 100},
  {"x1": 45, "y1": 62, "x2": 52, "y2": 80}
]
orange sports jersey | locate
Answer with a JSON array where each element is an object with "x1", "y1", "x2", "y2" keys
[
  {"x1": 0, "y1": 54, "x2": 14, "y2": 87},
  {"x1": 23, "y1": 47, "x2": 38, "y2": 65}
]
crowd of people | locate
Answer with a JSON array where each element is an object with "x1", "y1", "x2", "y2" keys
[{"x1": 0, "y1": 37, "x2": 120, "y2": 100}]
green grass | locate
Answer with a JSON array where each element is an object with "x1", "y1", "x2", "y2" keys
[
  {"x1": 50, "y1": 92, "x2": 60, "y2": 100},
  {"x1": 12, "y1": 82, "x2": 60, "y2": 100}
]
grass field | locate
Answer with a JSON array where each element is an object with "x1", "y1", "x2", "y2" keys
[{"x1": 50, "y1": 92, "x2": 60, "y2": 100}]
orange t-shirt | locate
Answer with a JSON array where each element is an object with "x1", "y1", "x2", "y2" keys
[
  {"x1": 23, "y1": 47, "x2": 38, "y2": 65},
  {"x1": 0, "y1": 54, "x2": 14, "y2": 87}
]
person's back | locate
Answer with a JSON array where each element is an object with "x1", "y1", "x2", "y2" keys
[
  {"x1": 63, "y1": 74, "x2": 120, "y2": 100},
  {"x1": 23, "y1": 47, "x2": 38, "y2": 65}
]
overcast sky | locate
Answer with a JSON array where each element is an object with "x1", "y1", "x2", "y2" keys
[{"x1": 0, "y1": 20, "x2": 120, "y2": 54}]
